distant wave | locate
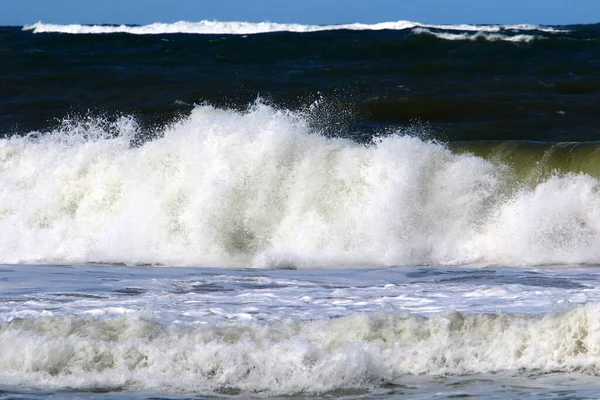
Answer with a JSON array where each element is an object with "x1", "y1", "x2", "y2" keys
[
  {"x1": 22, "y1": 20, "x2": 565, "y2": 35},
  {"x1": 413, "y1": 27, "x2": 539, "y2": 42}
]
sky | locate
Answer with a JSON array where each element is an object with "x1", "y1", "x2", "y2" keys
[{"x1": 1, "y1": 0, "x2": 599, "y2": 26}]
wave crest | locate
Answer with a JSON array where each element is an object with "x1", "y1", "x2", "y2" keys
[
  {"x1": 22, "y1": 20, "x2": 565, "y2": 36},
  {"x1": 2, "y1": 102, "x2": 600, "y2": 267},
  {"x1": 2, "y1": 305, "x2": 600, "y2": 394},
  {"x1": 413, "y1": 27, "x2": 539, "y2": 42}
]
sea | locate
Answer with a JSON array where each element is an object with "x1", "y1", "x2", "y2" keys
[{"x1": 1, "y1": 20, "x2": 600, "y2": 399}]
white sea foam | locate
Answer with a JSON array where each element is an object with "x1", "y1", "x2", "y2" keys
[
  {"x1": 1, "y1": 305, "x2": 600, "y2": 394},
  {"x1": 22, "y1": 20, "x2": 564, "y2": 35},
  {"x1": 413, "y1": 27, "x2": 538, "y2": 42},
  {"x1": 1, "y1": 102, "x2": 600, "y2": 268},
  {"x1": 4, "y1": 264, "x2": 595, "y2": 326}
]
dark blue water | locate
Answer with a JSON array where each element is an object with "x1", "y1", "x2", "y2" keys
[{"x1": 1, "y1": 23, "x2": 599, "y2": 142}]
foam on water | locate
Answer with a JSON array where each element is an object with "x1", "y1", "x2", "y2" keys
[
  {"x1": 3, "y1": 264, "x2": 595, "y2": 325},
  {"x1": 2, "y1": 102, "x2": 600, "y2": 268},
  {"x1": 1, "y1": 305, "x2": 600, "y2": 394},
  {"x1": 22, "y1": 20, "x2": 564, "y2": 35},
  {"x1": 412, "y1": 28, "x2": 538, "y2": 42},
  {"x1": 2, "y1": 262, "x2": 600, "y2": 396}
]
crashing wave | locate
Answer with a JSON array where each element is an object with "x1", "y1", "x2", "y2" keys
[{"x1": 1, "y1": 102, "x2": 600, "y2": 267}]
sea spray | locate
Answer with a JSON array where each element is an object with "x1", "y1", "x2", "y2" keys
[{"x1": 1, "y1": 103, "x2": 600, "y2": 267}]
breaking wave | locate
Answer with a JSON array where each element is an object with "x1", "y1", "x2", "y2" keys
[
  {"x1": 1, "y1": 102, "x2": 600, "y2": 267},
  {"x1": 22, "y1": 20, "x2": 564, "y2": 36},
  {"x1": 412, "y1": 27, "x2": 538, "y2": 42},
  {"x1": 2, "y1": 305, "x2": 600, "y2": 394}
]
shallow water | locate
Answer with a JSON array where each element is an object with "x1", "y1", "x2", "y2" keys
[{"x1": 3, "y1": 264, "x2": 600, "y2": 398}]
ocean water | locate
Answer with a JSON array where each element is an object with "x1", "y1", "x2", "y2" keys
[{"x1": 1, "y1": 20, "x2": 600, "y2": 399}]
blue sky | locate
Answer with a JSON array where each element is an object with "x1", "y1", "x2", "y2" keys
[{"x1": 1, "y1": 0, "x2": 598, "y2": 26}]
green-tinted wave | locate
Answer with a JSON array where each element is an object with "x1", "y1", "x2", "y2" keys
[{"x1": 453, "y1": 141, "x2": 600, "y2": 183}]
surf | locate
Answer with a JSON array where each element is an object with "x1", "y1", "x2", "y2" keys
[
  {"x1": 22, "y1": 20, "x2": 564, "y2": 36},
  {"x1": 1, "y1": 102, "x2": 600, "y2": 267},
  {"x1": 2, "y1": 305, "x2": 600, "y2": 394}
]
